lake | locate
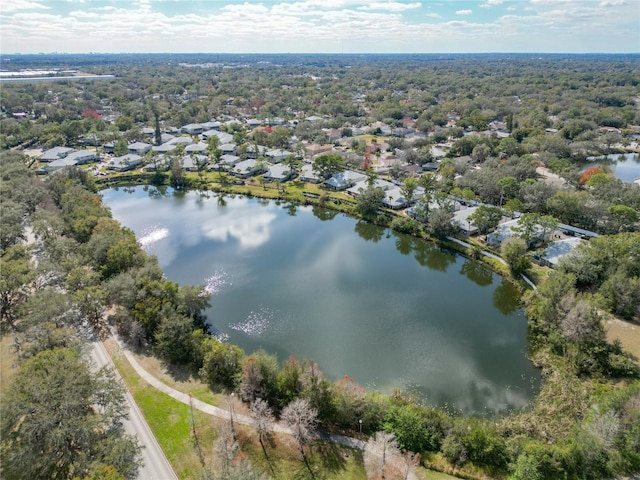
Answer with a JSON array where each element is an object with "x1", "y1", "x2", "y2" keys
[
  {"x1": 584, "y1": 152, "x2": 640, "y2": 183},
  {"x1": 102, "y1": 186, "x2": 540, "y2": 414}
]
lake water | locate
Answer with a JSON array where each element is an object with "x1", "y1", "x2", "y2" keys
[
  {"x1": 584, "y1": 152, "x2": 640, "y2": 183},
  {"x1": 102, "y1": 186, "x2": 539, "y2": 414}
]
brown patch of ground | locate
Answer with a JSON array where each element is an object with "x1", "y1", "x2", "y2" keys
[{"x1": 605, "y1": 317, "x2": 640, "y2": 360}]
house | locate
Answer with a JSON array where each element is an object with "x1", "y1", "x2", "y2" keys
[
  {"x1": 452, "y1": 206, "x2": 480, "y2": 235},
  {"x1": 212, "y1": 154, "x2": 241, "y2": 170},
  {"x1": 231, "y1": 159, "x2": 265, "y2": 178},
  {"x1": 182, "y1": 154, "x2": 208, "y2": 171},
  {"x1": 80, "y1": 133, "x2": 101, "y2": 146},
  {"x1": 143, "y1": 154, "x2": 171, "y2": 172},
  {"x1": 220, "y1": 143, "x2": 237, "y2": 155},
  {"x1": 159, "y1": 133, "x2": 175, "y2": 144},
  {"x1": 246, "y1": 118, "x2": 262, "y2": 128},
  {"x1": 246, "y1": 144, "x2": 269, "y2": 159},
  {"x1": 185, "y1": 142, "x2": 208, "y2": 154},
  {"x1": 265, "y1": 148, "x2": 293, "y2": 163},
  {"x1": 142, "y1": 127, "x2": 154, "y2": 136},
  {"x1": 487, "y1": 219, "x2": 520, "y2": 246},
  {"x1": 181, "y1": 123, "x2": 204, "y2": 135},
  {"x1": 305, "y1": 115, "x2": 324, "y2": 123},
  {"x1": 324, "y1": 128, "x2": 342, "y2": 142},
  {"x1": 46, "y1": 157, "x2": 80, "y2": 172},
  {"x1": 263, "y1": 164, "x2": 293, "y2": 182},
  {"x1": 107, "y1": 153, "x2": 142, "y2": 172},
  {"x1": 151, "y1": 142, "x2": 177, "y2": 154},
  {"x1": 300, "y1": 163, "x2": 322, "y2": 183},
  {"x1": 201, "y1": 120, "x2": 221, "y2": 131},
  {"x1": 347, "y1": 179, "x2": 394, "y2": 197},
  {"x1": 65, "y1": 150, "x2": 98, "y2": 165},
  {"x1": 557, "y1": 223, "x2": 600, "y2": 239},
  {"x1": 202, "y1": 129, "x2": 233, "y2": 144},
  {"x1": 305, "y1": 144, "x2": 333, "y2": 158},
  {"x1": 41, "y1": 146, "x2": 74, "y2": 162},
  {"x1": 266, "y1": 117, "x2": 285, "y2": 126},
  {"x1": 167, "y1": 136, "x2": 193, "y2": 146},
  {"x1": 430, "y1": 146, "x2": 447, "y2": 160},
  {"x1": 421, "y1": 162, "x2": 438, "y2": 172},
  {"x1": 324, "y1": 170, "x2": 367, "y2": 191},
  {"x1": 537, "y1": 237, "x2": 585, "y2": 268},
  {"x1": 102, "y1": 142, "x2": 115, "y2": 154},
  {"x1": 127, "y1": 141, "x2": 152, "y2": 155}
]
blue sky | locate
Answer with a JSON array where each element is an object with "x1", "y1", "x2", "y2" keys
[{"x1": 1, "y1": 0, "x2": 638, "y2": 54}]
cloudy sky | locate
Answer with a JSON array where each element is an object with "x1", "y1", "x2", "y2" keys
[{"x1": 1, "y1": 0, "x2": 638, "y2": 54}]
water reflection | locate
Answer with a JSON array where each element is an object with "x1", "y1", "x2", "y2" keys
[
  {"x1": 394, "y1": 235, "x2": 413, "y2": 256},
  {"x1": 103, "y1": 187, "x2": 540, "y2": 414},
  {"x1": 493, "y1": 279, "x2": 521, "y2": 315},
  {"x1": 460, "y1": 260, "x2": 494, "y2": 287},
  {"x1": 312, "y1": 206, "x2": 339, "y2": 222},
  {"x1": 413, "y1": 243, "x2": 456, "y2": 272},
  {"x1": 354, "y1": 220, "x2": 384, "y2": 243}
]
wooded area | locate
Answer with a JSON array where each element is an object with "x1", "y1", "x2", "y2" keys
[{"x1": 1, "y1": 53, "x2": 639, "y2": 479}]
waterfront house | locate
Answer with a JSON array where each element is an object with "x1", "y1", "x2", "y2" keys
[
  {"x1": 107, "y1": 153, "x2": 142, "y2": 172},
  {"x1": 232, "y1": 159, "x2": 265, "y2": 178},
  {"x1": 263, "y1": 164, "x2": 293, "y2": 182}
]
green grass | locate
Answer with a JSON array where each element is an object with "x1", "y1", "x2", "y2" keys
[{"x1": 105, "y1": 339, "x2": 215, "y2": 479}]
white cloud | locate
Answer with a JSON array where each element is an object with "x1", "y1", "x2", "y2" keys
[
  {"x1": 481, "y1": 0, "x2": 504, "y2": 6},
  {"x1": 599, "y1": 0, "x2": 626, "y2": 5},
  {"x1": 1, "y1": 0, "x2": 49, "y2": 12},
  {"x1": 359, "y1": 2, "x2": 421, "y2": 12},
  {"x1": 1, "y1": 0, "x2": 638, "y2": 53}
]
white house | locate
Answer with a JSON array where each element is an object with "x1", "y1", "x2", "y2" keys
[
  {"x1": 263, "y1": 164, "x2": 293, "y2": 182},
  {"x1": 127, "y1": 142, "x2": 152, "y2": 155},
  {"x1": 108, "y1": 153, "x2": 142, "y2": 172},
  {"x1": 41, "y1": 146, "x2": 74, "y2": 162}
]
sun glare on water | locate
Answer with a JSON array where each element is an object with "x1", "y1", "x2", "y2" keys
[{"x1": 138, "y1": 226, "x2": 169, "y2": 248}]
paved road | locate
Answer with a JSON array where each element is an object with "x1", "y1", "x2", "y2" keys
[{"x1": 90, "y1": 339, "x2": 178, "y2": 480}]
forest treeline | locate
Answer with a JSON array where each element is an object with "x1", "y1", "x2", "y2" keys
[{"x1": 1, "y1": 150, "x2": 639, "y2": 480}]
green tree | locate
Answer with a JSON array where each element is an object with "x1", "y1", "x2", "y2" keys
[
  {"x1": 115, "y1": 115, "x2": 134, "y2": 132},
  {"x1": 427, "y1": 207, "x2": 455, "y2": 239},
  {"x1": 0, "y1": 245, "x2": 35, "y2": 330},
  {"x1": 497, "y1": 176, "x2": 518, "y2": 207},
  {"x1": 400, "y1": 177, "x2": 419, "y2": 206},
  {"x1": 501, "y1": 237, "x2": 530, "y2": 274},
  {"x1": 170, "y1": 157, "x2": 186, "y2": 188},
  {"x1": 153, "y1": 309, "x2": 196, "y2": 365},
  {"x1": 312, "y1": 153, "x2": 345, "y2": 179},
  {"x1": 0, "y1": 348, "x2": 141, "y2": 480},
  {"x1": 114, "y1": 138, "x2": 128, "y2": 156},
  {"x1": 356, "y1": 185, "x2": 385, "y2": 217},
  {"x1": 607, "y1": 204, "x2": 639, "y2": 233},
  {"x1": 511, "y1": 454, "x2": 543, "y2": 480},
  {"x1": 199, "y1": 337, "x2": 245, "y2": 389},
  {"x1": 469, "y1": 205, "x2": 503, "y2": 234}
]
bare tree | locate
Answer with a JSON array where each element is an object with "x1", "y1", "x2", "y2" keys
[
  {"x1": 401, "y1": 451, "x2": 420, "y2": 480},
  {"x1": 211, "y1": 422, "x2": 265, "y2": 480},
  {"x1": 281, "y1": 398, "x2": 318, "y2": 461},
  {"x1": 559, "y1": 296, "x2": 605, "y2": 345},
  {"x1": 364, "y1": 431, "x2": 400, "y2": 480},
  {"x1": 250, "y1": 398, "x2": 276, "y2": 475}
]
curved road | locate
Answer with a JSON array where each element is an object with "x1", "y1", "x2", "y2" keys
[{"x1": 90, "y1": 339, "x2": 178, "y2": 480}]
